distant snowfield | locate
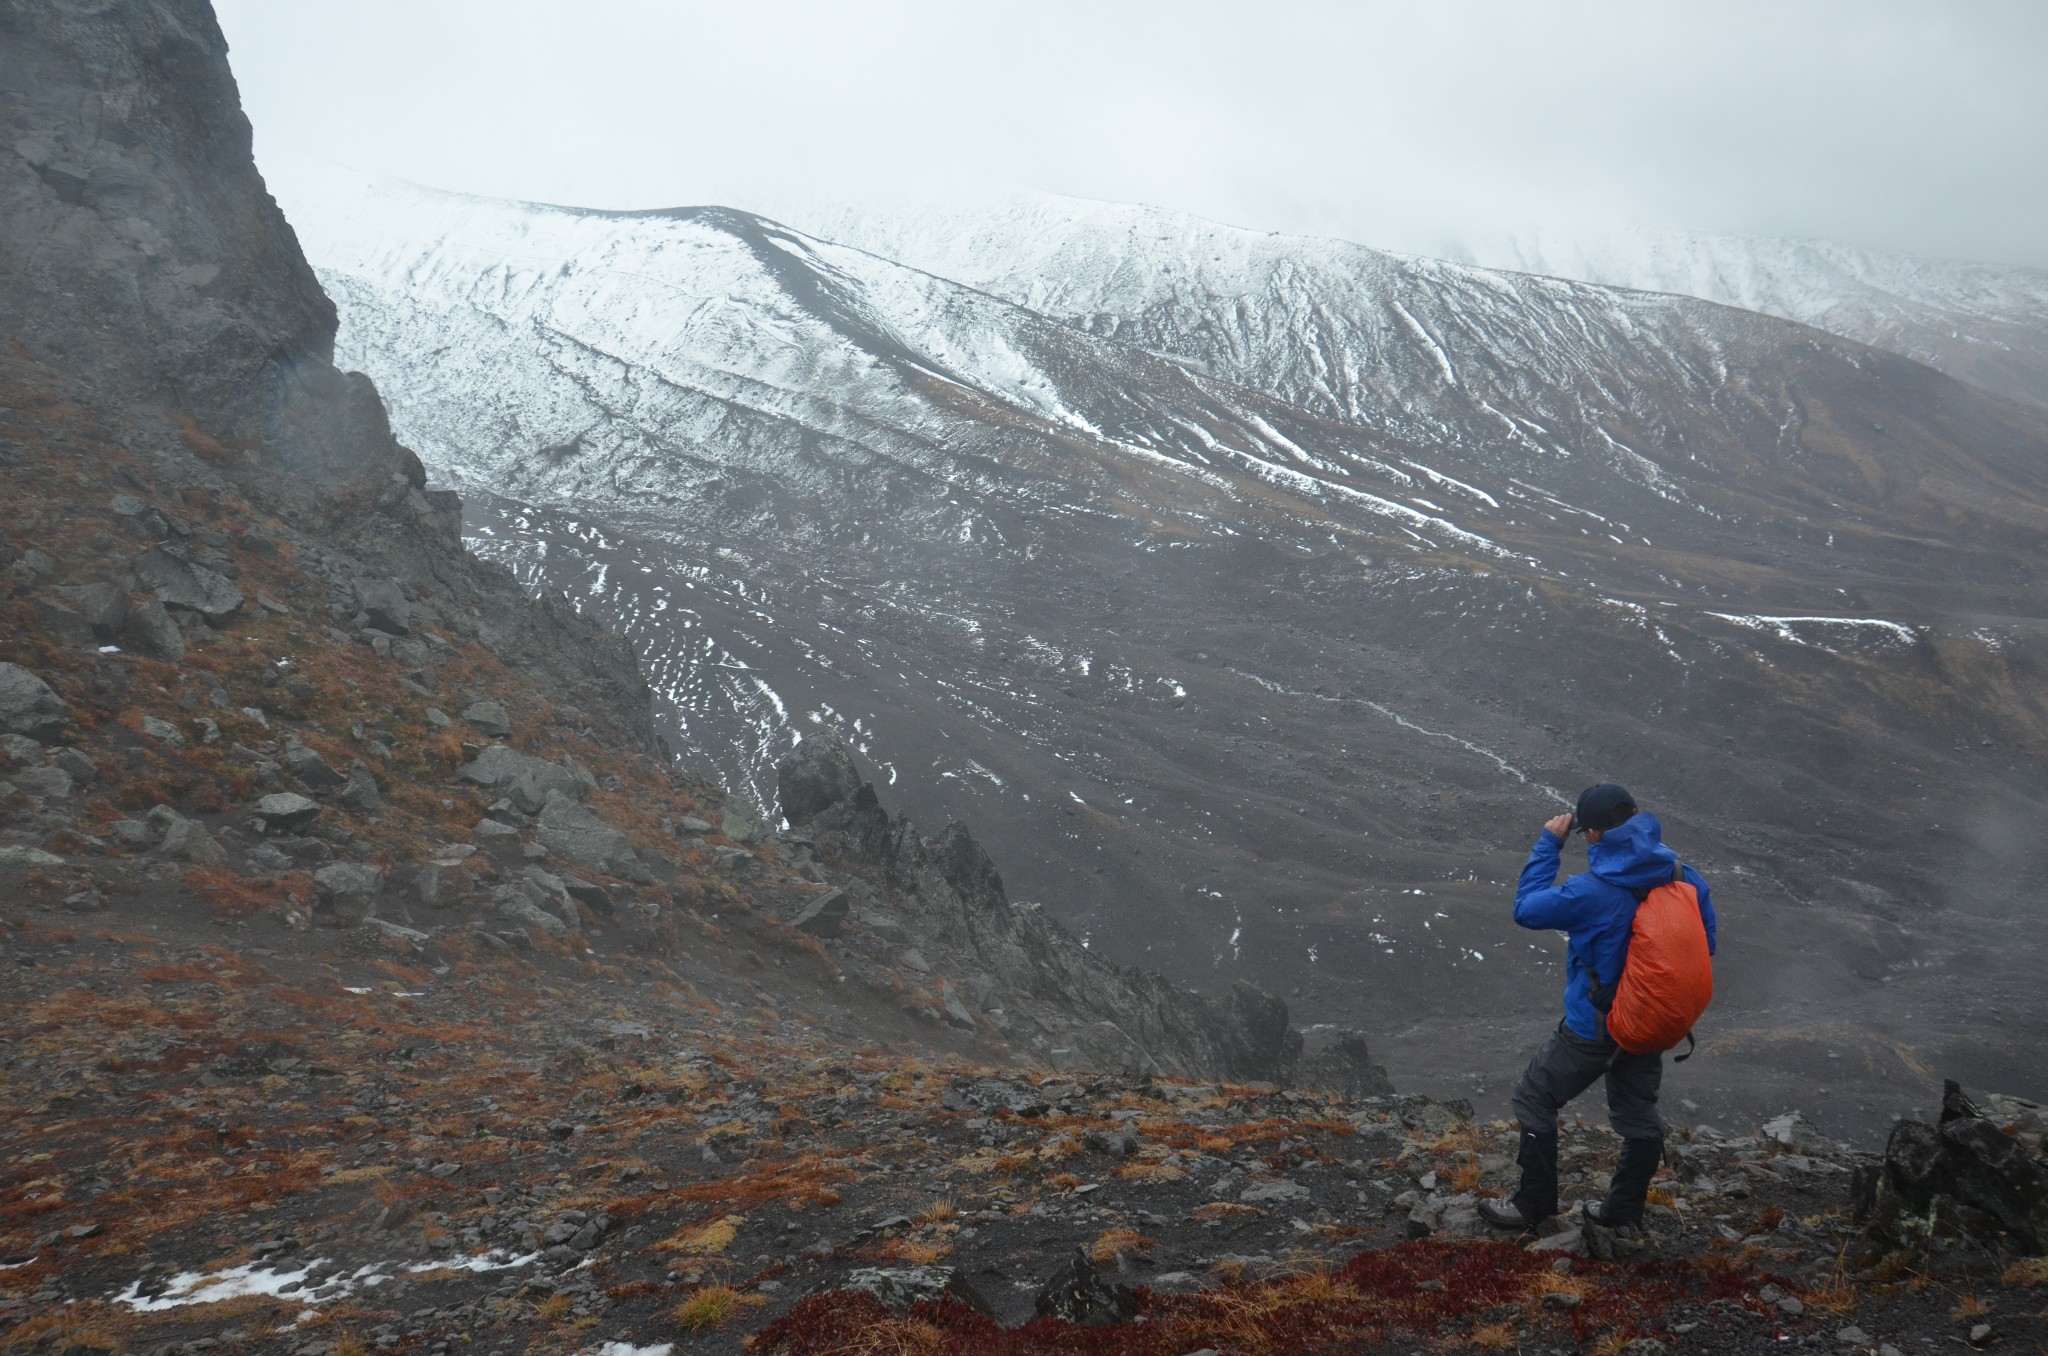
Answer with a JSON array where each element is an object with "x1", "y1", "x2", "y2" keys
[{"x1": 763, "y1": 184, "x2": 2048, "y2": 411}]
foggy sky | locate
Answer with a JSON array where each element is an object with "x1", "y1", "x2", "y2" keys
[{"x1": 215, "y1": 0, "x2": 2048, "y2": 271}]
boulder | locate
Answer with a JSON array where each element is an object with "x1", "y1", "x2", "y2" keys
[
  {"x1": 120, "y1": 599, "x2": 186, "y2": 659},
  {"x1": 455, "y1": 743, "x2": 531, "y2": 788},
  {"x1": 31, "y1": 598, "x2": 95, "y2": 647},
  {"x1": 841, "y1": 1266, "x2": 960, "y2": 1314},
  {"x1": 721, "y1": 810, "x2": 762, "y2": 844},
  {"x1": 1857, "y1": 1080, "x2": 2048, "y2": 1253},
  {"x1": 52, "y1": 748, "x2": 96, "y2": 783},
  {"x1": 335, "y1": 763, "x2": 383, "y2": 813},
  {"x1": 1240, "y1": 1179, "x2": 1312, "y2": 1205},
  {"x1": 254, "y1": 792, "x2": 322, "y2": 832},
  {"x1": 51, "y1": 582, "x2": 129, "y2": 640},
  {"x1": 312, "y1": 863, "x2": 383, "y2": 926},
  {"x1": 132, "y1": 544, "x2": 241, "y2": 620},
  {"x1": 9, "y1": 766, "x2": 73, "y2": 800},
  {"x1": 1033, "y1": 1249, "x2": 1137, "y2": 1326},
  {"x1": 535, "y1": 791, "x2": 651, "y2": 882},
  {"x1": 462, "y1": 699, "x2": 512, "y2": 738},
  {"x1": 139, "y1": 714, "x2": 185, "y2": 746},
  {"x1": 161, "y1": 816, "x2": 226, "y2": 865},
  {"x1": 791, "y1": 886, "x2": 849, "y2": 938},
  {"x1": 282, "y1": 744, "x2": 345, "y2": 789},
  {"x1": 507, "y1": 756, "x2": 595, "y2": 816},
  {"x1": 353, "y1": 578, "x2": 412, "y2": 634},
  {"x1": 561, "y1": 877, "x2": 613, "y2": 913},
  {"x1": 775, "y1": 730, "x2": 863, "y2": 826},
  {"x1": 494, "y1": 885, "x2": 568, "y2": 939},
  {"x1": 0, "y1": 664, "x2": 69, "y2": 742}
]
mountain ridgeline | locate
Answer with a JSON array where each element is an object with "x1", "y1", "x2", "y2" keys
[{"x1": 273, "y1": 164, "x2": 2048, "y2": 1126}]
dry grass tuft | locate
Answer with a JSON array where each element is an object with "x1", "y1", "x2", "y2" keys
[
  {"x1": 674, "y1": 1286, "x2": 766, "y2": 1331},
  {"x1": 878, "y1": 1237, "x2": 951, "y2": 1266},
  {"x1": 829, "y1": 1316, "x2": 946, "y2": 1356},
  {"x1": 1088, "y1": 1227, "x2": 1152, "y2": 1265},
  {"x1": 1193, "y1": 1201, "x2": 1263, "y2": 1223},
  {"x1": 1469, "y1": 1319, "x2": 1518, "y2": 1349},
  {"x1": 2002, "y1": 1257, "x2": 2048, "y2": 1287},
  {"x1": 915, "y1": 1199, "x2": 957, "y2": 1226},
  {"x1": 1950, "y1": 1292, "x2": 1989, "y2": 1323},
  {"x1": 1112, "y1": 1160, "x2": 1187, "y2": 1185},
  {"x1": 657, "y1": 1213, "x2": 744, "y2": 1256}
]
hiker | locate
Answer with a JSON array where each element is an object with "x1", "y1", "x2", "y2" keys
[{"x1": 1478, "y1": 783, "x2": 1717, "y2": 1232}]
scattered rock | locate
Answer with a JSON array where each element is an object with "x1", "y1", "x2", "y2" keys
[
  {"x1": 132, "y1": 543, "x2": 242, "y2": 620},
  {"x1": 283, "y1": 744, "x2": 345, "y2": 790},
  {"x1": 255, "y1": 793, "x2": 323, "y2": 833},
  {"x1": 354, "y1": 578, "x2": 412, "y2": 634},
  {"x1": 138, "y1": 714, "x2": 185, "y2": 746},
  {"x1": 0, "y1": 846, "x2": 65, "y2": 868},
  {"x1": 461, "y1": 699, "x2": 512, "y2": 738},
  {"x1": 160, "y1": 816, "x2": 226, "y2": 865},
  {"x1": 1241, "y1": 1179, "x2": 1312, "y2": 1205},
  {"x1": 1838, "y1": 1326, "x2": 1873, "y2": 1346},
  {"x1": 1530, "y1": 1228, "x2": 1586, "y2": 1256},
  {"x1": 791, "y1": 886, "x2": 849, "y2": 938},
  {"x1": 0, "y1": 664, "x2": 69, "y2": 742},
  {"x1": 312, "y1": 863, "x2": 383, "y2": 926},
  {"x1": 496, "y1": 886, "x2": 568, "y2": 940},
  {"x1": 50, "y1": 582, "x2": 128, "y2": 640},
  {"x1": 120, "y1": 599, "x2": 186, "y2": 659},
  {"x1": 721, "y1": 810, "x2": 762, "y2": 844},
  {"x1": 8, "y1": 766, "x2": 72, "y2": 800},
  {"x1": 535, "y1": 790, "x2": 651, "y2": 882},
  {"x1": 335, "y1": 763, "x2": 382, "y2": 813}
]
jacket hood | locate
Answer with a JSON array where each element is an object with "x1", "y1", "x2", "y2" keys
[{"x1": 1587, "y1": 812, "x2": 1679, "y2": 893}]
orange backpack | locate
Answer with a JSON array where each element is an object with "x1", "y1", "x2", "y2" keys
[{"x1": 1593, "y1": 860, "x2": 1713, "y2": 1058}]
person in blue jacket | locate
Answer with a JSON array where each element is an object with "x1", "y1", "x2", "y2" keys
[{"x1": 1478, "y1": 783, "x2": 1716, "y2": 1232}]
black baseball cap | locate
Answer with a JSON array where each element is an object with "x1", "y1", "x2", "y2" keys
[{"x1": 1573, "y1": 783, "x2": 1638, "y2": 835}]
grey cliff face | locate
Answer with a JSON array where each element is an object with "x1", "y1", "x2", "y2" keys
[
  {"x1": 0, "y1": 2, "x2": 356, "y2": 479},
  {"x1": 0, "y1": 0, "x2": 654, "y2": 745},
  {"x1": 776, "y1": 731, "x2": 1392, "y2": 1096}
]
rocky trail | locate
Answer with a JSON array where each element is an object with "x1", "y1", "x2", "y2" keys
[{"x1": 6, "y1": 873, "x2": 2048, "y2": 1355}]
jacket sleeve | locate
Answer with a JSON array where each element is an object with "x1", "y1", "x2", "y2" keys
[
  {"x1": 1687, "y1": 865, "x2": 1717, "y2": 956},
  {"x1": 1513, "y1": 830, "x2": 1591, "y2": 932}
]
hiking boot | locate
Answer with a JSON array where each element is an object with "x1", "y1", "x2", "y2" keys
[{"x1": 1477, "y1": 1197, "x2": 1536, "y2": 1230}]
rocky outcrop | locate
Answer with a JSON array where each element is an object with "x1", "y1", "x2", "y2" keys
[
  {"x1": 0, "y1": 0, "x2": 654, "y2": 749},
  {"x1": 1855, "y1": 1080, "x2": 2048, "y2": 1255},
  {"x1": 776, "y1": 731, "x2": 1391, "y2": 1094}
]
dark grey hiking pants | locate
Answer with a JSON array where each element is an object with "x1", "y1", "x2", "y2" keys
[{"x1": 1510, "y1": 1020, "x2": 1664, "y2": 1141}]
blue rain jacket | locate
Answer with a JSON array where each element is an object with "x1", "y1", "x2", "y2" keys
[{"x1": 1513, "y1": 812, "x2": 1716, "y2": 1041}]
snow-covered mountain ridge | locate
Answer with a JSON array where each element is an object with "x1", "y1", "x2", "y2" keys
[
  {"x1": 778, "y1": 188, "x2": 2048, "y2": 412},
  {"x1": 267, "y1": 159, "x2": 2048, "y2": 1119}
]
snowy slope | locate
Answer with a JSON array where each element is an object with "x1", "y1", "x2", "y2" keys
[{"x1": 782, "y1": 188, "x2": 2048, "y2": 411}]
